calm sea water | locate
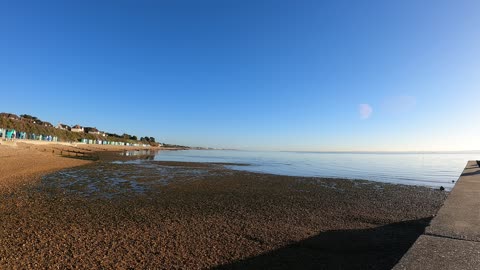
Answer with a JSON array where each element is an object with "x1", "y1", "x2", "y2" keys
[{"x1": 152, "y1": 150, "x2": 480, "y2": 189}]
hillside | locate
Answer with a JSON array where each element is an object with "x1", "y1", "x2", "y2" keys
[{"x1": 0, "y1": 116, "x2": 144, "y2": 144}]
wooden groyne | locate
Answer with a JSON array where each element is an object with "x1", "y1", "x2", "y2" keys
[
  {"x1": 394, "y1": 161, "x2": 480, "y2": 269},
  {"x1": 58, "y1": 149, "x2": 99, "y2": 161}
]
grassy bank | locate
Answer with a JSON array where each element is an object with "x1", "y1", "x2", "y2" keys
[{"x1": 0, "y1": 118, "x2": 135, "y2": 144}]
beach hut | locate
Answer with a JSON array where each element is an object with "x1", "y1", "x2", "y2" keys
[{"x1": 6, "y1": 129, "x2": 15, "y2": 140}]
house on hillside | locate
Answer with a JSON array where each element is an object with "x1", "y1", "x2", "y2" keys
[
  {"x1": 42, "y1": 122, "x2": 53, "y2": 127},
  {"x1": 85, "y1": 127, "x2": 101, "y2": 135},
  {"x1": 21, "y1": 117, "x2": 36, "y2": 124},
  {"x1": 71, "y1": 125, "x2": 84, "y2": 132},
  {"x1": 19, "y1": 114, "x2": 43, "y2": 124},
  {"x1": 0, "y1": 113, "x2": 20, "y2": 120},
  {"x1": 57, "y1": 123, "x2": 71, "y2": 131}
]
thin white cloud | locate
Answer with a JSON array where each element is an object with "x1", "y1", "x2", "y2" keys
[
  {"x1": 359, "y1": 104, "x2": 373, "y2": 120},
  {"x1": 382, "y1": 96, "x2": 417, "y2": 114}
]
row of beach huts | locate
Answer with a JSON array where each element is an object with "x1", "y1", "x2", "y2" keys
[
  {"x1": 0, "y1": 127, "x2": 150, "y2": 147},
  {"x1": 0, "y1": 128, "x2": 59, "y2": 142},
  {"x1": 79, "y1": 138, "x2": 148, "y2": 147}
]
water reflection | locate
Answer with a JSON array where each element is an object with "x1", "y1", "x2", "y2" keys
[{"x1": 120, "y1": 150, "x2": 155, "y2": 157}]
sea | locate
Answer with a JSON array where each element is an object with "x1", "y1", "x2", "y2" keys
[{"x1": 150, "y1": 150, "x2": 480, "y2": 190}]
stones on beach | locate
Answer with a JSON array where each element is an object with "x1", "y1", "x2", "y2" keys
[
  {"x1": 439, "y1": 186, "x2": 445, "y2": 191},
  {"x1": 0, "y1": 157, "x2": 449, "y2": 269}
]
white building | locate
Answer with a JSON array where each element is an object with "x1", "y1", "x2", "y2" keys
[{"x1": 71, "y1": 125, "x2": 84, "y2": 133}]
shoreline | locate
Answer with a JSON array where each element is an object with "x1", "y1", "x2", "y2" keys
[
  {"x1": 0, "y1": 141, "x2": 178, "y2": 191},
  {"x1": 151, "y1": 160, "x2": 451, "y2": 191},
  {"x1": 0, "y1": 142, "x2": 449, "y2": 269},
  {"x1": 0, "y1": 142, "x2": 90, "y2": 192}
]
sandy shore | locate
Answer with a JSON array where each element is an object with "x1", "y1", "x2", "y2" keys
[
  {"x1": 0, "y1": 141, "x2": 160, "y2": 190},
  {"x1": 0, "y1": 142, "x2": 448, "y2": 269},
  {"x1": 0, "y1": 142, "x2": 88, "y2": 192}
]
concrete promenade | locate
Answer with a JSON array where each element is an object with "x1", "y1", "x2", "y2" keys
[{"x1": 394, "y1": 161, "x2": 480, "y2": 269}]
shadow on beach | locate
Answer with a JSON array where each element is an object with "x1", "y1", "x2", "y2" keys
[{"x1": 214, "y1": 218, "x2": 431, "y2": 270}]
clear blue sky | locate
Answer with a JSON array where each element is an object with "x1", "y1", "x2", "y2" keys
[{"x1": 1, "y1": 0, "x2": 479, "y2": 151}]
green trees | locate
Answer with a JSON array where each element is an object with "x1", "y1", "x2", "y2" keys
[
  {"x1": 140, "y1": 136, "x2": 155, "y2": 143},
  {"x1": 122, "y1": 134, "x2": 139, "y2": 141},
  {"x1": 20, "y1": 114, "x2": 43, "y2": 125},
  {"x1": 139, "y1": 136, "x2": 157, "y2": 146}
]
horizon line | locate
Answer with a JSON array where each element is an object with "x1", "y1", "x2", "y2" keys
[{"x1": 202, "y1": 148, "x2": 480, "y2": 154}]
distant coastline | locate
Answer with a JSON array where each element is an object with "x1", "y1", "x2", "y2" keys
[{"x1": 280, "y1": 150, "x2": 480, "y2": 154}]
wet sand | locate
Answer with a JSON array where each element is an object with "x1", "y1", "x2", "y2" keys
[{"x1": 0, "y1": 143, "x2": 448, "y2": 269}]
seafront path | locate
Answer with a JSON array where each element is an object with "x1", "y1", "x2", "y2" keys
[{"x1": 394, "y1": 160, "x2": 480, "y2": 269}]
